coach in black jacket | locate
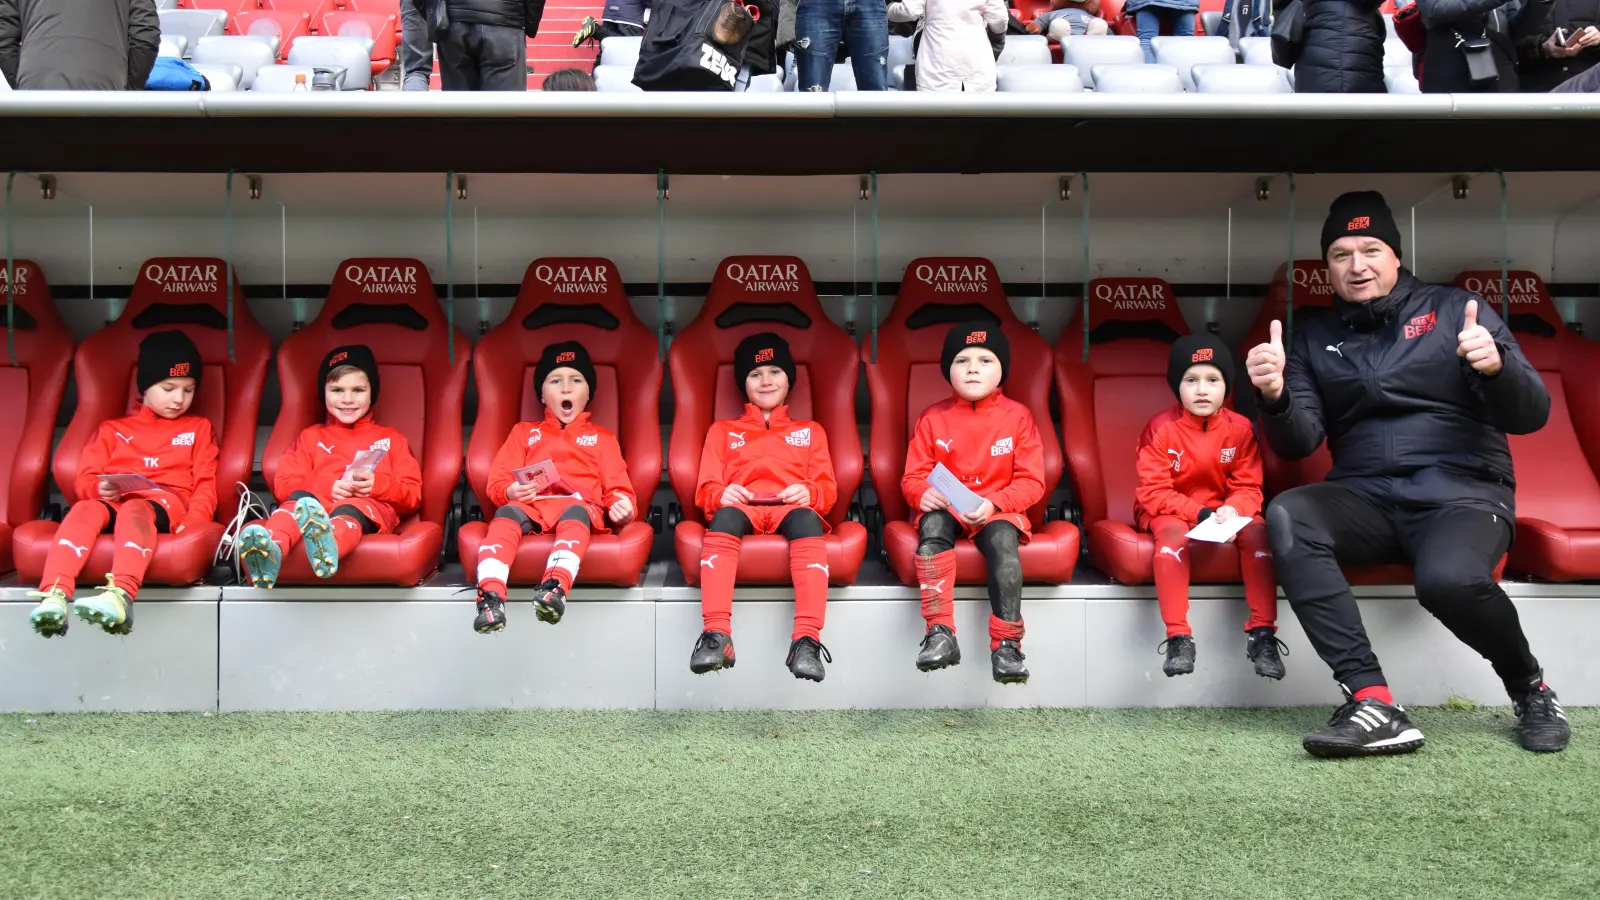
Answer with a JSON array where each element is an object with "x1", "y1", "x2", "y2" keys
[
  {"x1": 1247, "y1": 191, "x2": 1570, "y2": 758},
  {"x1": 422, "y1": 0, "x2": 547, "y2": 90}
]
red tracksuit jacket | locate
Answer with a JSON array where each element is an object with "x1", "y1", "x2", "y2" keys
[
  {"x1": 274, "y1": 414, "x2": 423, "y2": 526},
  {"x1": 1135, "y1": 404, "x2": 1263, "y2": 531},
  {"x1": 901, "y1": 389, "x2": 1046, "y2": 534},
  {"x1": 75, "y1": 404, "x2": 220, "y2": 529},
  {"x1": 695, "y1": 404, "x2": 837, "y2": 519},
  {"x1": 485, "y1": 411, "x2": 635, "y2": 512}
]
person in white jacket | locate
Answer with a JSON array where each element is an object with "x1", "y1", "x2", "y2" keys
[{"x1": 888, "y1": 0, "x2": 1009, "y2": 92}]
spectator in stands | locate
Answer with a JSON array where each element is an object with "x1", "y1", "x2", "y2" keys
[
  {"x1": 1135, "y1": 335, "x2": 1284, "y2": 681},
  {"x1": 1123, "y1": 0, "x2": 1197, "y2": 63},
  {"x1": 0, "y1": 0, "x2": 160, "y2": 91},
  {"x1": 237, "y1": 346, "x2": 423, "y2": 591},
  {"x1": 889, "y1": 0, "x2": 1010, "y2": 91},
  {"x1": 401, "y1": 0, "x2": 435, "y2": 91},
  {"x1": 420, "y1": 0, "x2": 547, "y2": 91},
  {"x1": 26, "y1": 332, "x2": 218, "y2": 639},
  {"x1": 794, "y1": 0, "x2": 890, "y2": 90},
  {"x1": 1277, "y1": 0, "x2": 1387, "y2": 93},
  {"x1": 469, "y1": 342, "x2": 636, "y2": 634},
  {"x1": 1247, "y1": 191, "x2": 1570, "y2": 758},
  {"x1": 1516, "y1": 11, "x2": 1600, "y2": 91},
  {"x1": 690, "y1": 334, "x2": 837, "y2": 682},
  {"x1": 543, "y1": 67, "x2": 597, "y2": 89},
  {"x1": 1025, "y1": 0, "x2": 1110, "y2": 41},
  {"x1": 1414, "y1": 0, "x2": 1554, "y2": 91},
  {"x1": 572, "y1": 0, "x2": 650, "y2": 46},
  {"x1": 903, "y1": 324, "x2": 1041, "y2": 683}
]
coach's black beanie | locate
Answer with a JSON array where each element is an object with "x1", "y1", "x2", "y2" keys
[
  {"x1": 733, "y1": 332, "x2": 797, "y2": 393},
  {"x1": 320, "y1": 344, "x2": 381, "y2": 405},
  {"x1": 136, "y1": 330, "x2": 203, "y2": 396},
  {"x1": 941, "y1": 321, "x2": 1010, "y2": 385},
  {"x1": 1167, "y1": 333, "x2": 1235, "y2": 399},
  {"x1": 534, "y1": 341, "x2": 598, "y2": 394},
  {"x1": 1321, "y1": 191, "x2": 1403, "y2": 261}
]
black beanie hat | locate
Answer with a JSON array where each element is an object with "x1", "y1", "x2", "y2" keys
[
  {"x1": 320, "y1": 344, "x2": 381, "y2": 405},
  {"x1": 534, "y1": 340, "x2": 598, "y2": 395},
  {"x1": 1167, "y1": 334, "x2": 1235, "y2": 400},
  {"x1": 733, "y1": 332, "x2": 797, "y2": 394},
  {"x1": 941, "y1": 321, "x2": 1010, "y2": 385},
  {"x1": 136, "y1": 330, "x2": 203, "y2": 396},
  {"x1": 1321, "y1": 191, "x2": 1403, "y2": 261}
]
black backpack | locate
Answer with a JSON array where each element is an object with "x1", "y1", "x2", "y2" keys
[{"x1": 633, "y1": 0, "x2": 756, "y2": 91}]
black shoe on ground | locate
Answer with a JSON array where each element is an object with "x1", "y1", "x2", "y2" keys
[
  {"x1": 1246, "y1": 626, "x2": 1288, "y2": 680},
  {"x1": 690, "y1": 630, "x2": 736, "y2": 674},
  {"x1": 532, "y1": 578, "x2": 567, "y2": 625},
  {"x1": 991, "y1": 639, "x2": 1029, "y2": 684},
  {"x1": 785, "y1": 636, "x2": 831, "y2": 682},
  {"x1": 1514, "y1": 683, "x2": 1571, "y2": 753},
  {"x1": 474, "y1": 589, "x2": 507, "y2": 634},
  {"x1": 1159, "y1": 635, "x2": 1196, "y2": 677},
  {"x1": 1303, "y1": 690, "x2": 1425, "y2": 758},
  {"x1": 916, "y1": 624, "x2": 961, "y2": 671}
]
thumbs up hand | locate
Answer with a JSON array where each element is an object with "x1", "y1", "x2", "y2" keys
[
  {"x1": 1246, "y1": 319, "x2": 1287, "y2": 403},
  {"x1": 1458, "y1": 299, "x2": 1502, "y2": 376}
]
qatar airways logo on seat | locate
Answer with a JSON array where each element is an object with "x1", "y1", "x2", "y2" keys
[
  {"x1": 345, "y1": 264, "x2": 420, "y2": 295},
  {"x1": 725, "y1": 262, "x2": 800, "y2": 293},
  {"x1": 1291, "y1": 266, "x2": 1333, "y2": 297},
  {"x1": 915, "y1": 262, "x2": 990, "y2": 294},
  {"x1": 0, "y1": 264, "x2": 28, "y2": 296},
  {"x1": 1462, "y1": 275, "x2": 1546, "y2": 307},
  {"x1": 535, "y1": 264, "x2": 610, "y2": 294},
  {"x1": 143, "y1": 263, "x2": 219, "y2": 294},
  {"x1": 1094, "y1": 281, "x2": 1168, "y2": 310}
]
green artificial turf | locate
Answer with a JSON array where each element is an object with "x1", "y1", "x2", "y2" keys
[{"x1": 2, "y1": 708, "x2": 1597, "y2": 900}]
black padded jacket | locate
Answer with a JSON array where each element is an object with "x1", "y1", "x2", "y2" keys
[
  {"x1": 444, "y1": 0, "x2": 547, "y2": 38},
  {"x1": 1281, "y1": 0, "x2": 1388, "y2": 93}
]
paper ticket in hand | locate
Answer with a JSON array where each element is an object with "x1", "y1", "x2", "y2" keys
[
  {"x1": 98, "y1": 474, "x2": 162, "y2": 493},
  {"x1": 1186, "y1": 514, "x2": 1253, "y2": 544},
  {"x1": 513, "y1": 460, "x2": 579, "y2": 497},
  {"x1": 342, "y1": 448, "x2": 386, "y2": 481},
  {"x1": 927, "y1": 463, "x2": 986, "y2": 516}
]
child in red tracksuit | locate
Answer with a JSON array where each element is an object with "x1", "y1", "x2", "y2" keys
[
  {"x1": 1135, "y1": 334, "x2": 1284, "y2": 680},
  {"x1": 27, "y1": 331, "x2": 219, "y2": 637},
  {"x1": 903, "y1": 323, "x2": 1044, "y2": 684},
  {"x1": 471, "y1": 341, "x2": 637, "y2": 633},
  {"x1": 690, "y1": 333, "x2": 837, "y2": 682},
  {"x1": 237, "y1": 345, "x2": 423, "y2": 589}
]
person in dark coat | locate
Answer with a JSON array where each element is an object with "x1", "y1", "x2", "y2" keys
[
  {"x1": 1515, "y1": 0, "x2": 1600, "y2": 91},
  {"x1": 1415, "y1": 0, "x2": 1552, "y2": 91},
  {"x1": 0, "y1": 0, "x2": 160, "y2": 91},
  {"x1": 1275, "y1": 0, "x2": 1388, "y2": 93},
  {"x1": 416, "y1": 0, "x2": 547, "y2": 91},
  {"x1": 1245, "y1": 191, "x2": 1570, "y2": 759}
]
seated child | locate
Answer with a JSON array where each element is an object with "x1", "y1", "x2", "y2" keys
[
  {"x1": 690, "y1": 333, "x2": 837, "y2": 682},
  {"x1": 1026, "y1": 0, "x2": 1109, "y2": 41},
  {"x1": 1135, "y1": 335, "x2": 1284, "y2": 679},
  {"x1": 238, "y1": 345, "x2": 422, "y2": 589},
  {"x1": 471, "y1": 341, "x2": 637, "y2": 633},
  {"x1": 903, "y1": 323, "x2": 1044, "y2": 684},
  {"x1": 27, "y1": 330, "x2": 219, "y2": 637}
]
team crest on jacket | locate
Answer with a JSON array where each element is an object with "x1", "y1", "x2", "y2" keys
[
  {"x1": 370, "y1": 438, "x2": 391, "y2": 452},
  {"x1": 1404, "y1": 311, "x2": 1436, "y2": 340},
  {"x1": 528, "y1": 430, "x2": 543, "y2": 445},
  {"x1": 990, "y1": 437, "x2": 1013, "y2": 457},
  {"x1": 172, "y1": 432, "x2": 195, "y2": 446},
  {"x1": 576, "y1": 433, "x2": 598, "y2": 447},
  {"x1": 786, "y1": 427, "x2": 812, "y2": 448},
  {"x1": 728, "y1": 431, "x2": 746, "y2": 450},
  {"x1": 1221, "y1": 447, "x2": 1236, "y2": 463}
]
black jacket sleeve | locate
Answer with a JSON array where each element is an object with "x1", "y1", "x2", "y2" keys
[
  {"x1": 1466, "y1": 298, "x2": 1551, "y2": 435},
  {"x1": 1258, "y1": 324, "x2": 1327, "y2": 460},
  {"x1": 524, "y1": 0, "x2": 545, "y2": 38},
  {"x1": 0, "y1": 0, "x2": 20, "y2": 89},
  {"x1": 1419, "y1": 0, "x2": 1513, "y2": 27},
  {"x1": 127, "y1": 0, "x2": 162, "y2": 90}
]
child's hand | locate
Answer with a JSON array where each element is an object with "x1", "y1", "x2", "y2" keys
[
  {"x1": 919, "y1": 488, "x2": 951, "y2": 514},
  {"x1": 97, "y1": 481, "x2": 122, "y2": 502},
  {"x1": 1026, "y1": 21, "x2": 1040, "y2": 33},
  {"x1": 331, "y1": 479, "x2": 355, "y2": 501},
  {"x1": 1213, "y1": 505, "x2": 1238, "y2": 524},
  {"x1": 609, "y1": 495, "x2": 635, "y2": 525},
  {"x1": 960, "y1": 499, "x2": 996, "y2": 528},
  {"x1": 348, "y1": 472, "x2": 374, "y2": 498},
  {"x1": 508, "y1": 481, "x2": 542, "y2": 504},
  {"x1": 720, "y1": 484, "x2": 754, "y2": 507},
  {"x1": 778, "y1": 484, "x2": 810, "y2": 507}
]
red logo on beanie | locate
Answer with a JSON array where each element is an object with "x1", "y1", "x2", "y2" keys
[
  {"x1": 1347, "y1": 216, "x2": 1371, "y2": 231},
  {"x1": 966, "y1": 331, "x2": 987, "y2": 344},
  {"x1": 328, "y1": 352, "x2": 349, "y2": 366},
  {"x1": 1191, "y1": 348, "x2": 1214, "y2": 363},
  {"x1": 755, "y1": 348, "x2": 775, "y2": 363},
  {"x1": 169, "y1": 362, "x2": 191, "y2": 377},
  {"x1": 556, "y1": 351, "x2": 576, "y2": 364}
]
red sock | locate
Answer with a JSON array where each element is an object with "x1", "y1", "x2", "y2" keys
[
  {"x1": 789, "y1": 536, "x2": 829, "y2": 641},
  {"x1": 988, "y1": 614, "x2": 1024, "y2": 652},
  {"x1": 1151, "y1": 521, "x2": 1192, "y2": 638},
  {"x1": 331, "y1": 515, "x2": 365, "y2": 560},
  {"x1": 108, "y1": 499, "x2": 160, "y2": 601},
  {"x1": 699, "y1": 530, "x2": 742, "y2": 636},
  {"x1": 1236, "y1": 522, "x2": 1279, "y2": 631},
  {"x1": 39, "y1": 499, "x2": 111, "y2": 599},
  {"x1": 1354, "y1": 685, "x2": 1395, "y2": 705},
  {"x1": 916, "y1": 550, "x2": 957, "y2": 632},
  {"x1": 265, "y1": 507, "x2": 300, "y2": 556},
  {"x1": 474, "y1": 516, "x2": 523, "y2": 597},
  {"x1": 543, "y1": 518, "x2": 592, "y2": 593}
]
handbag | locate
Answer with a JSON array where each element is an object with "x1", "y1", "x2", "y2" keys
[
  {"x1": 1269, "y1": 0, "x2": 1306, "y2": 69},
  {"x1": 633, "y1": 0, "x2": 756, "y2": 91}
]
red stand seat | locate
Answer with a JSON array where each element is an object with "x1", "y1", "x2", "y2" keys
[
  {"x1": 457, "y1": 258, "x2": 661, "y2": 586},
  {"x1": 668, "y1": 256, "x2": 867, "y2": 585},
  {"x1": 261, "y1": 258, "x2": 468, "y2": 586},
  {"x1": 0, "y1": 262, "x2": 74, "y2": 575},
  {"x1": 232, "y1": 10, "x2": 313, "y2": 58},
  {"x1": 14, "y1": 258, "x2": 270, "y2": 585},
  {"x1": 864, "y1": 257, "x2": 1078, "y2": 586}
]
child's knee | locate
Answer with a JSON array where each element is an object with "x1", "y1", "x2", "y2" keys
[
  {"x1": 556, "y1": 504, "x2": 593, "y2": 527},
  {"x1": 778, "y1": 508, "x2": 825, "y2": 541},
  {"x1": 708, "y1": 506, "x2": 751, "y2": 536}
]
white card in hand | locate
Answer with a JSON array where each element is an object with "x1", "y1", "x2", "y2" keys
[
  {"x1": 1185, "y1": 514, "x2": 1253, "y2": 543},
  {"x1": 927, "y1": 463, "x2": 986, "y2": 516},
  {"x1": 343, "y1": 448, "x2": 386, "y2": 480}
]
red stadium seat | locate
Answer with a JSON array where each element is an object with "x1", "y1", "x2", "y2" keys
[
  {"x1": 14, "y1": 258, "x2": 271, "y2": 586},
  {"x1": 1456, "y1": 271, "x2": 1600, "y2": 581},
  {"x1": 864, "y1": 257, "x2": 1078, "y2": 586},
  {"x1": 0, "y1": 262, "x2": 74, "y2": 575},
  {"x1": 261, "y1": 258, "x2": 469, "y2": 586},
  {"x1": 232, "y1": 10, "x2": 312, "y2": 58},
  {"x1": 457, "y1": 258, "x2": 661, "y2": 587},
  {"x1": 668, "y1": 256, "x2": 867, "y2": 586}
]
